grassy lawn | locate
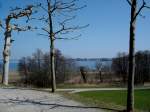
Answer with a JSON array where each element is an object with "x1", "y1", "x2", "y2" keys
[{"x1": 75, "y1": 89, "x2": 150, "y2": 111}]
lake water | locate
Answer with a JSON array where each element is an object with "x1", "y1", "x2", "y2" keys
[
  {"x1": 76, "y1": 60, "x2": 98, "y2": 69},
  {"x1": 0, "y1": 60, "x2": 112, "y2": 71},
  {"x1": 0, "y1": 62, "x2": 18, "y2": 71}
]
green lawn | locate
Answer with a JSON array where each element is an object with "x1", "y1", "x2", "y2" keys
[{"x1": 76, "y1": 89, "x2": 150, "y2": 111}]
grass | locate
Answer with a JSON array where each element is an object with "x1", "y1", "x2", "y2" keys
[
  {"x1": 74, "y1": 89, "x2": 150, "y2": 111},
  {"x1": 0, "y1": 72, "x2": 21, "y2": 82},
  {"x1": 60, "y1": 89, "x2": 150, "y2": 111}
]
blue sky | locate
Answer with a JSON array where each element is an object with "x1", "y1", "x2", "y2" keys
[{"x1": 0, "y1": 0, "x2": 150, "y2": 59}]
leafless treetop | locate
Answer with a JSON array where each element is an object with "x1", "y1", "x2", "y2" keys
[
  {"x1": 38, "y1": 0, "x2": 88, "y2": 40},
  {"x1": 126, "y1": 0, "x2": 150, "y2": 22}
]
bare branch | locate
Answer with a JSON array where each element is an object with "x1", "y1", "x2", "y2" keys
[
  {"x1": 42, "y1": 28, "x2": 50, "y2": 34},
  {"x1": 132, "y1": 0, "x2": 150, "y2": 22},
  {"x1": 39, "y1": 0, "x2": 88, "y2": 40},
  {"x1": 50, "y1": 0, "x2": 86, "y2": 13},
  {"x1": 8, "y1": 4, "x2": 40, "y2": 24},
  {"x1": 54, "y1": 24, "x2": 89, "y2": 36},
  {"x1": 144, "y1": 6, "x2": 150, "y2": 9},
  {"x1": 10, "y1": 5, "x2": 33, "y2": 17},
  {"x1": 126, "y1": 0, "x2": 132, "y2": 6},
  {"x1": 127, "y1": 0, "x2": 150, "y2": 21},
  {"x1": 12, "y1": 24, "x2": 37, "y2": 32},
  {"x1": 139, "y1": 13, "x2": 145, "y2": 18},
  {"x1": 61, "y1": 16, "x2": 76, "y2": 24}
]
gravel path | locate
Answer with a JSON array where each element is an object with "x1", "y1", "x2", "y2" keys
[
  {"x1": 47, "y1": 87, "x2": 150, "y2": 93},
  {"x1": 0, "y1": 88, "x2": 104, "y2": 112}
]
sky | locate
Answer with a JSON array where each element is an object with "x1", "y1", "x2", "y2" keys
[{"x1": 0, "y1": 0, "x2": 150, "y2": 59}]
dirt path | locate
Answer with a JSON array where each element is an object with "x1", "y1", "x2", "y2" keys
[
  {"x1": 0, "y1": 88, "x2": 104, "y2": 112},
  {"x1": 57, "y1": 87, "x2": 150, "y2": 93}
]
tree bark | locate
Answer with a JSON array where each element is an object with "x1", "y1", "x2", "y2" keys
[
  {"x1": 99, "y1": 71, "x2": 103, "y2": 82},
  {"x1": 50, "y1": 39, "x2": 56, "y2": 92},
  {"x1": 80, "y1": 67, "x2": 87, "y2": 83},
  {"x1": 2, "y1": 18, "x2": 11, "y2": 85},
  {"x1": 127, "y1": 0, "x2": 136, "y2": 111},
  {"x1": 47, "y1": 0, "x2": 56, "y2": 92}
]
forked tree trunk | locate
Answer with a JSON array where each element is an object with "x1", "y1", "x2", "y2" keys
[
  {"x1": 127, "y1": 0, "x2": 136, "y2": 111},
  {"x1": 2, "y1": 18, "x2": 11, "y2": 85},
  {"x1": 2, "y1": 5, "x2": 33, "y2": 85}
]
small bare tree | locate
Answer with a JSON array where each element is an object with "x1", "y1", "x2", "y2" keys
[
  {"x1": 95, "y1": 60, "x2": 103, "y2": 83},
  {"x1": 1, "y1": 5, "x2": 37, "y2": 85},
  {"x1": 80, "y1": 66, "x2": 88, "y2": 83},
  {"x1": 38, "y1": 0, "x2": 88, "y2": 92},
  {"x1": 18, "y1": 57, "x2": 29, "y2": 84},
  {"x1": 126, "y1": 0, "x2": 150, "y2": 111}
]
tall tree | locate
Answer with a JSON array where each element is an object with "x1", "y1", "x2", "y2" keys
[
  {"x1": 1, "y1": 5, "x2": 36, "y2": 85},
  {"x1": 126, "y1": 0, "x2": 150, "y2": 111},
  {"x1": 39, "y1": 0, "x2": 88, "y2": 92}
]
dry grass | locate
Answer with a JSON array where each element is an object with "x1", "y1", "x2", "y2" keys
[{"x1": 0, "y1": 71, "x2": 21, "y2": 84}]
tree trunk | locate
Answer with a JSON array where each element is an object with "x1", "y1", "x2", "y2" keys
[
  {"x1": 47, "y1": 0, "x2": 56, "y2": 92},
  {"x1": 2, "y1": 18, "x2": 11, "y2": 85},
  {"x1": 80, "y1": 67, "x2": 87, "y2": 83},
  {"x1": 127, "y1": 0, "x2": 136, "y2": 112},
  {"x1": 24, "y1": 58, "x2": 29, "y2": 85},
  {"x1": 99, "y1": 71, "x2": 103, "y2": 82},
  {"x1": 50, "y1": 39, "x2": 56, "y2": 92}
]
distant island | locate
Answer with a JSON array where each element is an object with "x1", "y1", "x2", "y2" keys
[{"x1": 71, "y1": 58, "x2": 112, "y2": 61}]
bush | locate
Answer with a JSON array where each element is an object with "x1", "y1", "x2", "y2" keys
[{"x1": 18, "y1": 49, "x2": 77, "y2": 87}]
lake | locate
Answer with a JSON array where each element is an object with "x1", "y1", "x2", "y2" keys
[{"x1": 0, "y1": 59, "x2": 112, "y2": 71}]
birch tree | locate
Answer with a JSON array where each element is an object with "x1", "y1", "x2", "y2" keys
[
  {"x1": 1, "y1": 5, "x2": 37, "y2": 85},
  {"x1": 126, "y1": 0, "x2": 150, "y2": 111},
  {"x1": 38, "y1": 0, "x2": 88, "y2": 92}
]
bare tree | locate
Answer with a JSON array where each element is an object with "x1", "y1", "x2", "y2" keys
[
  {"x1": 18, "y1": 49, "x2": 77, "y2": 87},
  {"x1": 18, "y1": 57, "x2": 29, "y2": 85},
  {"x1": 95, "y1": 60, "x2": 103, "y2": 82},
  {"x1": 38, "y1": 0, "x2": 88, "y2": 92},
  {"x1": 1, "y1": 5, "x2": 37, "y2": 85},
  {"x1": 32, "y1": 49, "x2": 44, "y2": 71},
  {"x1": 126, "y1": 0, "x2": 150, "y2": 111},
  {"x1": 80, "y1": 66, "x2": 88, "y2": 83},
  {"x1": 112, "y1": 52, "x2": 128, "y2": 84}
]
